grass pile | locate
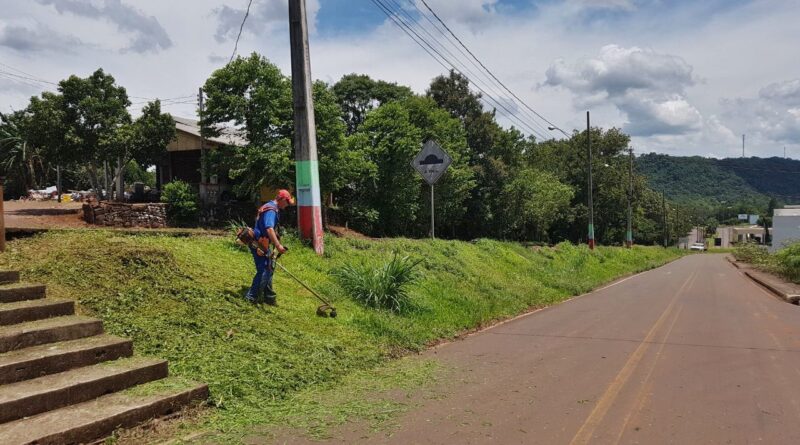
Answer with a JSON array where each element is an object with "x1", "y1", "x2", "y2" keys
[{"x1": 0, "y1": 231, "x2": 682, "y2": 441}]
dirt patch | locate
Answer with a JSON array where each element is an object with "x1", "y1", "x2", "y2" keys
[
  {"x1": 327, "y1": 225, "x2": 375, "y2": 240},
  {"x1": 3, "y1": 200, "x2": 87, "y2": 229}
]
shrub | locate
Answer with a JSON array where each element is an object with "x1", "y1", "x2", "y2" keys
[
  {"x1": 161, "y1": 180, "x2": 199, "y2": 226},
  {"x1": 335, "y1": 253, "x2": 421, "y2": 312},
  {"x1": 732, "y1": 242, "x2": 771, "y2": 265},
  {"x1": 774, "y1": 242, "x2": 800, "y2": 283}
]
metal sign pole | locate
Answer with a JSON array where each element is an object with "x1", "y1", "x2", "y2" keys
[{"x1": 431, "y1": 184, "x2": 435, "y2": 239}]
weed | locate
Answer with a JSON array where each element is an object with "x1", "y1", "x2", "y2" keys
[{"x1": 335, "y1": 253, "x2": 422, "y2": 312}]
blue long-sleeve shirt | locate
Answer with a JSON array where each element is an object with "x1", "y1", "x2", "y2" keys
[{"x1": 253, "y1": 200, "x2": 279, "y2": 242}]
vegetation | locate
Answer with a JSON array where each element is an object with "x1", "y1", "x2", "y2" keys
[
  {"x1": 335, "y1": 253, "x2": 422, "y2": 312},
  {"x1": 0, "y1": 69, "x2": 174, "y2": 200},
  {"x1": 0, "y1": 232, "x2": 682, "y2": 441},
  {"x1": 733, "y1": 241, "x2": 800, "y2": 284},
  {"x1": 160, "y1": 180, "x2": 199, "y2": 226}
]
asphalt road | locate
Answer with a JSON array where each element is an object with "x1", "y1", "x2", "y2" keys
[{"x1": 302, "y1": 254, "x2": 800, "y2": 444}]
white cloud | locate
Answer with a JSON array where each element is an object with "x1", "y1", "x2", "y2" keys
[
  {"x1": 34, "y1": 0, "x2": 172, "y2": 53},
  {"x1": 213, "y1": 0, "x2": 320, "y2": 43},
  {"x1": 542, "y1": 44, "x2": 701, "y2": 136}
]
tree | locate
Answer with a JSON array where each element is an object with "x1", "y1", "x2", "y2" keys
[
  {"x1": 0, "y1": 111, "x2": 46, "y2": 197},
  {"x1": 201, "y1": 53, "x2": 364, "y2": 207},
  {"x1": 332, "y1": 74, "x2": 413, "y2": 134},
  {"x1": 346, "y1": 96, "x2": 474, "y2": 237},
  {"x1": 502, "y1": 168, "x2": 574, "y2": 241},
  {"x1": 58, "y1": 69, "x2": 131, "y2": 194}
]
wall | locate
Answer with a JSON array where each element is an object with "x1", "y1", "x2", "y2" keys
[
  {"x1": 83, "y1": 202, "x2": 167, "y2": 228},
  {"x1": 773, "y1": 214, "x2": 800, "y2": 252}
]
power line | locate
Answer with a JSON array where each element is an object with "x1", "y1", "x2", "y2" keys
[
  {"x1": 388, "y1": 0, "x2": 552, "y2": 138},
  {"x1": 229, "y1": 0, "x2": 254, "y2": 64},
  {"x1": 416, "y1": 0, "x2": 561, "y2": 134},
  {"x1": 370, "y1": 0, "x2": 547, "y2": 139},
  {"x1": 407, "y1": 0, "x2": 553, "y2": 137}
]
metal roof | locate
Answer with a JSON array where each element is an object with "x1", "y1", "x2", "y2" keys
[{"x1": 172, "y1": 116, "x2": 248, "y2": 147}]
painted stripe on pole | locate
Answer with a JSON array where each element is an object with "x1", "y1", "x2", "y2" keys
[{"x1": 295, "y1": 160, "x2": 321, "y2": 207}]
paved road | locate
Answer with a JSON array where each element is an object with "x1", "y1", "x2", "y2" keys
[{"x1": 305, "y1": 254, "x2": 800, "y2": 444}]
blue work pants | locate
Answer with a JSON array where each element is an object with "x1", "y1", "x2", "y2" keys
[{"x1": 246, "y1": 248, "x2": 275, "y2": 302}]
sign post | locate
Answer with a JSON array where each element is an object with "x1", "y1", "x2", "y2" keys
[{"x1": 411, "y1": 140, "x2": 452, "y2": 239}]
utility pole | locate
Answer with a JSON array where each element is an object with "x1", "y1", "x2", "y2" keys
[
  {"x1": 742, "y1": 134, "x2": 745, "y2": 158},
  {"x1": 198, "y1": 88, "x2": 207, "y2": 203},
  {"x1": 289, "y1": 0, "x2": 324, "y2": 255},
  {"x1": 662, "y1": 192, "x2": 667, "y2": 248},
  {"x1": 626, "y1": 147, "x2": 633, "y2": 248},
  {"x1": 0, "y1": 176, "x2": 5, "y2": 252},
  {"x1": 587, "y1": 111, "x2": 595, "y2": 250},
  {"x1": 56, "y1": 165, "x2": 62, "y2": 203}
]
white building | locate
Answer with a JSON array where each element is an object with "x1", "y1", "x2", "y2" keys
[{"x1": 771, "y1": 206, "x2": 800, "y2": 252}]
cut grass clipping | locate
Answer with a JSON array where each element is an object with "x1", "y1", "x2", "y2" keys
[
  {"x1": 0, "y1": 231, "x2": 684, "y2": 442},
  {"x1": 335, "y1": 253, "x2": 421, "y2": 312}
]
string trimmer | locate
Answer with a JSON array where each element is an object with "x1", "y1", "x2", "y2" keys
[{"x1": 273, "y1": 251, "x2": 337, "y2": 318}]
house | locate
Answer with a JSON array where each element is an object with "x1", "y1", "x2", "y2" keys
[
  {"x1": 159, "y1": 117, "x2": 247, "y2": 203},
  {"x1": 713, "y1": 225, "x2": 766, "y2": 248},
  {"x1": 771, "y1": 205, "x2": 800, "y2": 252}
]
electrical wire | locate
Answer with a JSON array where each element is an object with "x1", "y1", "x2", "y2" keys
[
  {"x1": 417, "y1": 0, "x2": 561, "y2": 133},
  {"x1": 229, "y1": 0, "x2": 254, "y2": 64},
  {"x1": 370, "y1": 0, "x2": 547, "y2": 139}
]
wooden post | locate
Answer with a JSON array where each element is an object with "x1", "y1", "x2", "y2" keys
[
  {"x1": 289, "y1": 0, "x2": 324, "y2": 255},
  {"x1": 0, "y1": 176, "x2": 5, "y2": 252}
]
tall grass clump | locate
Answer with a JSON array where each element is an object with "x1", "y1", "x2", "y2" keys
[{"x1": 336, "y1": 253, "x2": 421, "y2": 312}]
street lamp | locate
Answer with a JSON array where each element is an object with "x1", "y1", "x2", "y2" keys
[{"x1": 548, "y1": 112, "x2": 595, "y2": 249}]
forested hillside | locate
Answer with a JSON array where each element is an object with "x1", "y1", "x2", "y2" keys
[{"x1": 636, "y1": 154, "x2": 800, "y2": 206}]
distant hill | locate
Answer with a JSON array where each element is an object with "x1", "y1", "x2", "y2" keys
[{"x1": 636, "y1": 154, "x2": 800, "y2": 206}]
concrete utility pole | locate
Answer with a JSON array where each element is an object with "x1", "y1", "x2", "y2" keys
[
  {"x1": 587, "y1": 111, "x2": 595, "y2": 250},
  {"x1": 198, "y1": 88, "x2": 207, "y2": 190},
  {"x1": 0, "y1": 176, "x2": 4, "y2": 252},
  {"x1": 626, "y1": 147, "x2": 633, "y2": 248},
  {"x1": 289, "y1": 0, "x2": 324, "y2": 255},
  {"x1": 662, "y1": 192, "x2": 667, "y2": 248}
]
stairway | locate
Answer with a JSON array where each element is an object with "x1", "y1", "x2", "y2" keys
[{"x1": 0, "y1": 271, "x2": 208, "y2": 445}]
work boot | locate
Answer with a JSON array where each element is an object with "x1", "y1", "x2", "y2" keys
[{"x1": 263, "y1": 295, "x2": 278, "y2": 306}]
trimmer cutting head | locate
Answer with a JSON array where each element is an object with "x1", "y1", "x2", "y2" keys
[{"x1": 316, "y1": 304, "x2": 337, "y2": 318}]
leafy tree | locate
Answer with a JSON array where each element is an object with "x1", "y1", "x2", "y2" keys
[
  {"x1": 0, "y1": 111, "x2": 46, "y2": 197},
  {"x1": 202, "y1": 53, "x2": 365, "y2": 208},
  {"x1": 347, "y1": 97, "x2": 474, "y2": 237},
  {"x1": 332, "y1": 74, "x2": 413, "y2": 134},
  {"x1": 58, "y1": 69, "x2": 131, "y2": 192},
  {"x1": 161, "y1": 180, "x2": 199, "y2": 226},
  {"x1": 502, "y1": 168, "x2": 574, "y2": 241}
]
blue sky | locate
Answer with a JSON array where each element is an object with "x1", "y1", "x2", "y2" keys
[{"x1": 0, "y1": 0, "x2": 799, "y2": 158}]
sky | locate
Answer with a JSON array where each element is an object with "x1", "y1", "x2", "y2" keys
[{"x1": 0, "y1": 0, "x2": 799, "y2": 159}]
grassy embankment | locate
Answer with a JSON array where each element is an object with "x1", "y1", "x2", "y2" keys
[{"x1": 0, "y1": 231, "x2": 683, "y2": 441}]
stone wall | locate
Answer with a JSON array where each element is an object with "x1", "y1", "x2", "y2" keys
[{"x1": 82, "y1": 202, "x2": 167, "y2": 228}]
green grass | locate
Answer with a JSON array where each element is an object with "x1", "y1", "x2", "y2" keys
[{"x1": 0, "y1": 231, "x2": 683, "y2": 442}]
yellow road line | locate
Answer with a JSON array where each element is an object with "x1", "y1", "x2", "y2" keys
[{"x1": 568, "y1": 270, "x2": 697, "y2": 445}]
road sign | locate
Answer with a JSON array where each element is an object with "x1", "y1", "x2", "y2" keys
[{"x1": 411, "y1": 140, "x2": 452, "y2": 185}]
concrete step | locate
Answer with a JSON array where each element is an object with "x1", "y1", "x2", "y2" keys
[
  {"x1": 0, "y1": 377, "x2": 209, "y2": 445},
  {"x1": 0, "y1": 335, "x2": 133, "y2": 385},
  {"x1": 0, "y1": 271, "x2": 19, "y2": 285},
  {"x1": 0, "y1": 284, "x2": 46, "y2": 304},
  {"x1": 0, "y1": 299, "x2": 75, "y2": 326},
  {"x1": 0, "y1": 316, "x2": 104, "y2": 354},
  {"x1": 0, "y1": 357, "x2": 168, "y2": 424}
]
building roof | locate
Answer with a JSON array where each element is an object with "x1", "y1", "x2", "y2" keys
[
  {"x1": 775, "y1": 208, "x2": 800, "y2": 217},
  {"x1": 172, "y1": 116, "x2": 248, "y2": 147}
]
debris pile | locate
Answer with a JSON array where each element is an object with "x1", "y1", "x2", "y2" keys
[{"x1": 82, "y1": 202, "x2": 167, "y2": 228}]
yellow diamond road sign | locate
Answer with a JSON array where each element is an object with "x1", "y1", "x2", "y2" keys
[{"x1": 411, "y1": 140, "x2": 452, "y2": 185}]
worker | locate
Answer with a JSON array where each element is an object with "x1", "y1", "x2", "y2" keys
[{"x1": 245, "y1": 189, "x2": 294, "y2": 305}]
